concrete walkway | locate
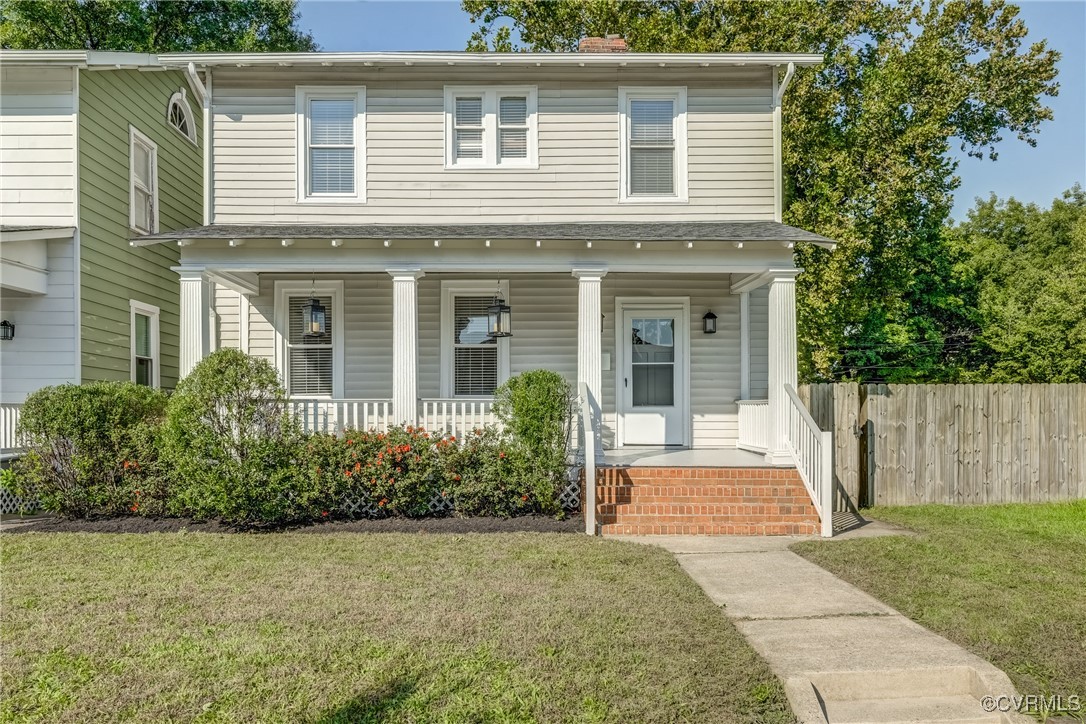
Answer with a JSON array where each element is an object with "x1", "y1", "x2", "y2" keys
[{"x1": 613, "y1": 534, "x2": 1030, "y2": 724}]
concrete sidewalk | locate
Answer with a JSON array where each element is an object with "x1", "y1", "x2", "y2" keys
[{"x1": 613, "y1": 534, "x2": 1030, "y2": 724}]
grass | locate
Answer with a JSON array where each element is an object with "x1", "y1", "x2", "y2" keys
[
  {"x1": 792, "y1": 501, "x2": 1086, "y2": 709},
  {"x1": 0, "y1": 532, "x2": 793, "y2": 723}
]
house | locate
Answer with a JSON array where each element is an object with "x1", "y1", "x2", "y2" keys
[
  {"x1": 0, "y1": 50, "x2": 204, "y2": 455},
  {"x1": 138, "y1": 42, "x2": 836, "y2": 534}
]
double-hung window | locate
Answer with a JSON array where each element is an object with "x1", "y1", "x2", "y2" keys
[
  {"x1": 129, "y1": 126, "x2": 158, "y2": 233},
  {"x1": 444, "y1": 87, "x2": 537, "y2": 168},
  {"x1": 440, "y1": 281, "x2": 511, "y2": 397},
  {"x1": 275, "y1": 281, "x2": 344, "y2": 398},
  {"x1": 619, "y1": 87, "x2": 688, "y2": 202},
  {"x1": 296, "y1": 87, "x2": 365, "y2": 202},
  {"x1": 130, "y1": 300, "x2": 160, "y2": 388}
]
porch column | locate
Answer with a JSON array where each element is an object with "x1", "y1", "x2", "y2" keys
[
  {"x1": 573, "y1": 267, "x2": 606, "y2": 454},
  {"x1": 766, "y1": 271, "x2": 799, "y2": 465},
  {"x1": 178, "y1": 268, "x2": 212, "y2": 378},
  {"x1": 739, "y1": 290, "x2": 751, "y2": 400},
  {"x1": 389, "y1": 267, "x2": 424, "y2": 426}
]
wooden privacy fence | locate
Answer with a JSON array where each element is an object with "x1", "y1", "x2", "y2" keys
[{"x1": 799, "y1": 383, "x2": 1086, "y2": 507}]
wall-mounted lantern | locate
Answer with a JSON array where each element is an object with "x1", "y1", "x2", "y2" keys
[
  {"x1": 702, "y1": 310, "x2": 717, "y2": 334},
  {"x1": 0, "y1": 320, "x2": 14, "y2": 341},
  {"x1": 487, "y1": 293, "x2": 512, "y2": 338},
  {"x1": 301, "y1": 297, "x2": 327, "y2": 337}
]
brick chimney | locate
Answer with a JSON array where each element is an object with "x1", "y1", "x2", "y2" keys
[{"x1": 577, "y1": 34, "x2": 628, "y2": 53}]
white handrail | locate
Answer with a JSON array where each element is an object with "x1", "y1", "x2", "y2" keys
[
  {"x1": 784, "y1": 384, "x2": 834, "y2": 537},
  {"x1": 579, "y1": 382, "x2": 597, "y2": 536},
  {"x1": 286, "y1": 399, "x2": 392, "y2": 434}
]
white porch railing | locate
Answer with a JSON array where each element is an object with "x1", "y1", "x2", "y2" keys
[
  {"x1": 288, "y1": 399, "x2": 393, "y2": 434},
  {"x1": 784, "y1": 384, "x2": 834, "y2": 537},
  {"x1": 418, "y1": 399, "x2": 497, "y2": 437},
  {"x1": 1, "y1": 403, "x2": 23, "y2": 457},
  {"x1": 736, "y1": 399, "x2": 769, "y2": 452}
]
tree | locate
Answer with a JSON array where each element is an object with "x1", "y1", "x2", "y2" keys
[
  {"x1": 0, "y1": 0, "x2": 317, "y2": 52},
  {"x1": 462, "y1": 0, "x2": 1060, "y2": 382},
  {"x1": 949, "y1": 188, "x2": 1086, "y2": 382}
]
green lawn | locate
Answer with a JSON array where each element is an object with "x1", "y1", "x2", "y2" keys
[
  {"x1": 0, "y1": 533, "x2": 792, "y2": 723},
  {"x1": 792, "y1": 501, "x2": 1086, "y2": 708}
]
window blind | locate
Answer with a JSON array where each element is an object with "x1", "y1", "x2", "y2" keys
[
  {"x1": 134, "y1": 312, "x2": 153, "y2": 387},
  {"x1": 308, "y1": 99, "x2": 355, "y2": 194},
  {"x1": 629, "y1": 99, "x2": 675, "y2": 196},
  {"x1": 498, "y1": 96, "x2": 528, "y2": 160},
  {"x1": 454, "y1": 96, "x2": 484, "y2": 160},
  {"x1": 288, "y1": 295, "x2": 333, "y2": 395},
  {"x1": 453, "y1": 295, "x2": 497, "y2": 396}
]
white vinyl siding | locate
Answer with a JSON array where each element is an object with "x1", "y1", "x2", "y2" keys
[
  {"x1": 129, "y1": 126, "x2": 158, "y2": 233},
  {"x1": 209, "y1": 66, "x2": 774, "y2": 223},
  {"x1": 294, "y1": 86, "x2": 365, "y2": 202},
  {"x1": 0, "y1": 66, "x2": 77, "y2": 226},
  {"x1": 219, "y1": 272, "x2": 755, "y2": 447},
  {"x1": 443, "y1": 86, "x2": 537, "y2": 168},
  {"x1": 619, "y1": 87, "x2": 688, "y2": 203}
]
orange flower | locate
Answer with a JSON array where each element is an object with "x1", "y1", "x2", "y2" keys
[
  {"x1": 344, "y1": 470, "x2": 352, "y2": 478},
  {"x1": 347, "y1": 439, "x2": 354, "y2": 446},
  {"x1": 499, "y1": 451, "x2": 506, "y2": 459},
  {"x1": 354, "y1": 462, "x2": 362, "y2": 472},
  {"x1": 378, "y1": 498, "x2": 388, "y2": 507},
  {"x1": 522, "y1": 495, "x2": 529, "y2": 501},
  {"x1": 321, "y1": 510, "x2": 329, "y2": 517},
  {"x1": 130, "y1": 504, "x2": 139, "y2": 512}
]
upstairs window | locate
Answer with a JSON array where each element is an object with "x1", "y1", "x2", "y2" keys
[
  {"x1": 129, "y1": 126, "x2": 158, "y2": 233},
  {"x1": 166, "y1": 89, "x2": 197, "y2": 145},
  {"x1": 444, "y1": 87, "x2": 537, "y2": 168},
  {"x1": 619, "y1": 87, "x2": 688, "y2": 203},
  {"x1": 295, "y1": 87, "x2": 365, "y2": 202}
]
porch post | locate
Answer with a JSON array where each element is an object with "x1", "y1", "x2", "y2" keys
[
  {"x1": 766, "y1": 271, "x2": 799, "y2": 464},
  {"x1": 178, "y1": 268, "x2": 212, "y2": 378},
  {"x1": 739, "y1": 290, "x2": 751, "y2": 400},
  {"x1": 388, "y1": 267, "x2": 424, "y2": 426},
  {"x1": 573, "y1": 267, "x2": 606, "y2": 454}
]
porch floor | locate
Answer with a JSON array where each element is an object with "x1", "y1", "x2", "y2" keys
[{"x1": 600, "y1": 446, "x2": 772, "y2": 468}]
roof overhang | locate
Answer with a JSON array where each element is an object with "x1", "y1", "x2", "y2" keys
[
  {"x1": 0, "y1": 50, "x2": 163, "y2": 69},
  {"x1": 0, "y1": 226, "x2": 76, "y2": 243},
  {"x1": 159, "y1": 51, "x2": 823, "y2": 70},
  {"x1": 131, "y1": 222, "x2": 835, "y2": 249}
]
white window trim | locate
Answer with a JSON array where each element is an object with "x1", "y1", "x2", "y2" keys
[
  {"x1": 274, "y1": 280, "x2": 345, "y2": 399},
  {"x1": 443, "y1": 86, "x2": 538, "y2": 169},
  {"x1": 295, "y1": 86, "x2": 366, "y2": 204},
  {"x1": 130, "y1": 299, "x2": 161, "y2": 389},
  {"x1": 128, "y1": 125, "x2": 159, "y2": 233},
  {"x1": 618, "y1": 86, "x2": 689, "y2": 203},
  {"x1": 439, "y1": 280, "x2": 511, "y2": 398},
  {"x1": 166, "y1": 89, "x2": 198, "y2": 146}
]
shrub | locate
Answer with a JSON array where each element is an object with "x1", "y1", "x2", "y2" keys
[
  {"x1": 8, "y1": 382, "x2": 167, "y2": 517},
  {"x1": 337, "y1": 426, "x2": 450, "y2": 517},
  {"x1": 162, "y1": 349, "x2": 315, "y2": 524},
  {"x1": 491, "y1": 369, "x2": 574, "y2": 515},
  {"x1": 445, "y1": 427, "x2": 542, "y2": 518}
]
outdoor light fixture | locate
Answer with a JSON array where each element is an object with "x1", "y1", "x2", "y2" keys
[
  {"x1": 0, "y1": 320, "x2": 13, "y2": 341},
  {"x1": 302, "y1": 297, "x2": 327, "y2": 337},
  {"x1": 702, "y1": 310, "x2": 718, "y2": 334},
  {"x1": 487, "y1": 288, "x2": 512, "y2": 338}
]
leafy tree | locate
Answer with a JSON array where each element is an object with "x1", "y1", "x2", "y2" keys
[
  {"x1": 0, "y1": 0, "x2": 317, "y2": 52},
  {"x1": 950, "y1": 187, "x2": 1086, "y2": 382},
  {"x1": 462, "y1": 0, "x2": 1060, "y2": 382}
]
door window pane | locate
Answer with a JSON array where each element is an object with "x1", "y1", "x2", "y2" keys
[{"x1": 631, "y1": 317, "x2": 675, "y2": 407}]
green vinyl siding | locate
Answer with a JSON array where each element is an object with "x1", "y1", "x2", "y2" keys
[{"x1": 78, "y1": 69, "x2": 202, "y2": 388}]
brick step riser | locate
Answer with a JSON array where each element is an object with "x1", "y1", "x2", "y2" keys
[{"x1": 600, "y1": 523, "x2": 819, "y2": 536}]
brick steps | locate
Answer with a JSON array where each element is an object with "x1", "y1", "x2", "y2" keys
[{"x1": 595, "y1": 465, "x2": 821, "y2": 536}]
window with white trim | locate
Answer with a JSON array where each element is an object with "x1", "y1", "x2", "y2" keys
[
  {"x1": 129, "y1": 126, "x2": 158, "y2": 233},
  {"x1": 440, "y1": 281, "x2": 510, "y2": 397},
  {"x1": 275, "y1": 281, "x2": 344, "y2": 398},
  {"x1": 618, "y1": 87, "x2": 688, "y2": 202},
  {"x1": 166, "y1": 89, "x2": 197, "y2": 145},
  {"x1": 295, "y1": 87, "x2": 365, "y2": 202},
  {"x1": 444, "y1": 87, "x2": 537, "y2": 168},
  {"x1": 130, "y1": 300, "x2": 160, "y2": 389}
]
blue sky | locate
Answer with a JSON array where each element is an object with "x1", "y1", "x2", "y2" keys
[{"x1": 297, "y1": 0, "x2": 1086, "y2": 220}]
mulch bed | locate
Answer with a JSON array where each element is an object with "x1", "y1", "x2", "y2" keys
[{"x1": 2, "y1": 514, "x2": 584, "y2": 535}]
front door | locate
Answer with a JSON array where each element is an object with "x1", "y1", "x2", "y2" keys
[{"x1": 619, "y1": 307, "x2": 686, "y2": 445}]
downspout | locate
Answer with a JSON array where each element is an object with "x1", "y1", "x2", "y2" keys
[{"x1": 184, "y1": 63, "x2": 213, "y2": 226}]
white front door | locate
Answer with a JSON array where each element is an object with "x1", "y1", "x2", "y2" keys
[{"x1": 619, "y1": 307, "x2": 687, "y2": 445}]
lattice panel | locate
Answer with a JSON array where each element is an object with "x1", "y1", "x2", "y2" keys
[{"x1": 0, "y1": 487, "x2": 38, "y2": 515}]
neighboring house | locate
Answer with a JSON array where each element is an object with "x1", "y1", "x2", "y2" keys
[{"x1": 0, "y1": 51, "x2": 203, "y2": 453}]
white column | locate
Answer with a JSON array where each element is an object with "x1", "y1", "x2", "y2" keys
[
  {"x1": 766, "y1": 273, "x2": 798, "y2": 464},
  {"x1": 739, "y1": 290, "x2": 751, "y2": 400},
  {"x1": 389, "y1": 268, "x2": 424, "y2": 426},
  {"x1": 178, "y1": 269, "x2": 212, "y2": 378},
  {"x1": 573, "y1": 268, "x2": 606, "y2": 453}
]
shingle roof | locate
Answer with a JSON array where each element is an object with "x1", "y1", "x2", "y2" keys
[{"x1": 132, "y1": 222, "x2": 835, "y2": 247}]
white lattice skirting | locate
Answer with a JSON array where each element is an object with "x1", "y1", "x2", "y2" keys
[{"x1": 0, "y1": 487, "x2": 38, "y2": 515}]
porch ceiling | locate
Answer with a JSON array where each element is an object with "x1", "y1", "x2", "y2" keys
[{"x1": 131, "y1": 221, "x2": 835, "y2": 248}]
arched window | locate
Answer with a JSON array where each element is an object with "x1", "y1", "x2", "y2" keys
[{"x1": 166, "y1": 90, "x2": 197, "y2": 145}]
